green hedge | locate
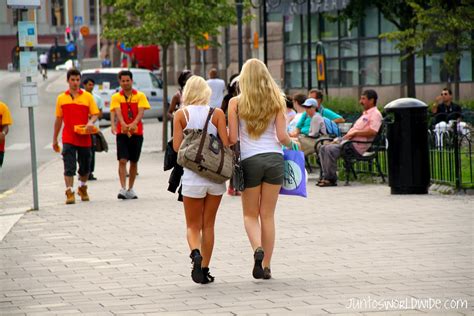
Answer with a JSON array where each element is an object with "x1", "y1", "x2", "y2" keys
[{"x1": 326, "y1": 97, "x2": 474, "y2": 116}]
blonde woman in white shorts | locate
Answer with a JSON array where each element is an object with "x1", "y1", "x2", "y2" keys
[{"x1": 173, "y1": 76, "x2": 229, "y2": 284}]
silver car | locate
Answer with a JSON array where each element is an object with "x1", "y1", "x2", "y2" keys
[{"x1": 81, "y1": 68, "x2": 165, "y2": 121}]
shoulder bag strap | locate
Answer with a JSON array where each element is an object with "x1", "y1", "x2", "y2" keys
[
  {"x1": 235, "y1": 102, "x2": 242, "y2": 163},
  {"x1": 195, "y1": 107, "x2": 215, "y2": 163}
]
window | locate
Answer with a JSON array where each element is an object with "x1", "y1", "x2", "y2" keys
[
  {"x1": 360, "y1": 7, "x2": 378, "y2": 37},
  {"x1": 326, "y1": 59, "x2": 340, "y2": 87},
  {"x1": 425, "y1": 53, "x2": 445, "y2": 83},
  {"x1": 51, "y1": 0, "x2": 65, "y2": 26},
  {"x1": 381, "y1": 56, "x2": 401, "y2": 84},
  {"x1": 340, "y1": 40, "x2": 357, "y2": 57},
  {"x1": 285, "y1": 62, "x2": 304, "y2": 89},
  {"x1": 286, "y1": 45, "x2": 302, "y2": 61},
  {"x1": 340, "y1": 19, "x2": 358, "y2": 39},
  {"x1": 360, "y1": 57, "x2": 379, "y2": 85},
  {"x1": 341, "y1": 59, "x2": 359, "y2": 86},
  {"x1": 284, "y1": 15, "x2": 301, "y2": 45},
  {"x1": 321, "y1": 12, "x2": 338, "y2": 41},
  {"x1": 460, "y1": 50, "x2": 472, "y2": 82},
  {"x1": 381, "y1": 39, "x2": 398, "y2": 55},
  {"x1": 360, "y1": 39, "x2": 378, "y2": 56},
  {"x1": 89, "y1": 0, "x2": 96, "y2": 24}
]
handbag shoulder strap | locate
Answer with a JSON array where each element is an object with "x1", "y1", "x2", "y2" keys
[
  {"x1": 235, "y1": 101, "x2": 242, "y2": 161},
  {"x1": 195, "y1": 107, "x2": 215, "y2": 163}
]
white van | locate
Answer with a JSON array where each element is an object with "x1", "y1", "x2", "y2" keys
[{"x1": 81, "y1": 68, "x2": 165, "y2": 121}]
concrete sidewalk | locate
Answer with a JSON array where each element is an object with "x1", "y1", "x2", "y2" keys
[{"x1": 0, "y1": 120, "x2": 472, "y2": 315}]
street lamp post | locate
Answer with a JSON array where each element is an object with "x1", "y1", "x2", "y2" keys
[
  {"x1": 307, "y1": 0, "x2": 312, "y2": 90},
  {"x1": 236, "y1": 0, "x2": 244, "y2": 71}
]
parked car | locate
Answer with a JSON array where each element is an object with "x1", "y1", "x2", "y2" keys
[{"x1": 81, "y1": 68, "x2": 165, "y2": 121}]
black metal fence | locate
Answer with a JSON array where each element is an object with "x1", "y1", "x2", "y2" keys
[{"x1": 339, "y1": 125, "x2": 473, "y2": 189}]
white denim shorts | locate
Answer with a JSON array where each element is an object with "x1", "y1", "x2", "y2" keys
[{"x1": 181, "y1": 183, "x2": 226, "y2": 198}]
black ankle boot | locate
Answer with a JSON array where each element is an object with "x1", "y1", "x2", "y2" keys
[
  {"x1": 189, "y1": 249, "x2": 203, "y2": 284},
  {"x1": 252, "y1": 247, "x2": 264, "y2": 279},
  {"x1": 201, "y1": 267, "x2": 215, "y2": 284}
]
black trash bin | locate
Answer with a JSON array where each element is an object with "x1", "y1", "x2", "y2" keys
[{"x1": 384, "y1": 98, "x2": 430, "y2": 194}]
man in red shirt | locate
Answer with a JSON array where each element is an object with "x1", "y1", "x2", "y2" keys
[
  {"x1": 0, "y1": 101, "x2": 13, "y2": 168},
  {"x1": 110, "y1": 70, "x2": 150, "y2": 199},
  {"x1": 53, "y1": 69, "x2": 99, "y2": 204}
]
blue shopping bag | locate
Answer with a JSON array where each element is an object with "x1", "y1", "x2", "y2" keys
[{"x1": 280, "y1": 149, "x2": 307, "y2": 197}]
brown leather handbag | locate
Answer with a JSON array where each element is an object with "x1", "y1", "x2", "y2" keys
[{"x1": 177, "y1": 108, "x2": 233, "y2": 184}]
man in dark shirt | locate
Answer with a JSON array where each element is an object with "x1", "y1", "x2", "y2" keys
[{"x1": 431, "y1": 88, "x2": 462, "y2": 124}]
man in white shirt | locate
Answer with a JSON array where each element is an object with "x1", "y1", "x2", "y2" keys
[
  {"x1": 39, "y1": 52, "x2": 48, "y2": 79},
  {"x1": 206, "y1": 68, "x2": 226, "y2": 108}
]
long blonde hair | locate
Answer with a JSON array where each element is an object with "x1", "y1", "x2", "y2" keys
[
  {"x1": 182, "y1": 75, "x2": 211, "y2": 106},
  {"x1": 238, "y1": 58, "x2": 285, "y2": 138}
]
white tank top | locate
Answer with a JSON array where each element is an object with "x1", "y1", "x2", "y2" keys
[
  {"x1": 240, "y1": 118, "x2": 282, "y2": 161},
  {"x1": 181, "y1": 105, "x2": 220, "y2": 186}
]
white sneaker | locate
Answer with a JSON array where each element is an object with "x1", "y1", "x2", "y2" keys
[
  {"x1": 117, "y1": 188, "x2": 128, "y2": 199},
  {"x1": 126, "y1": 188, "x2": 138, "y2": 199}
]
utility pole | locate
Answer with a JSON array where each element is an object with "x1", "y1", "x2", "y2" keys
[
  {"x1": 96, "y1": 0, "x2": 100, "y2": 58},
  {"x1": 236, "y1": 0, "x2": 244, "y2": 71}
]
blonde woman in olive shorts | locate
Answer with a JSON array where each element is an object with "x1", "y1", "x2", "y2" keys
[{"x1": 228, "y1": 58, "x2": 295, "y2": 280}]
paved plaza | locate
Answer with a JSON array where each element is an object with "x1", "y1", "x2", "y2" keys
[{"x1": 0, "y1": 122, "x2": 472, "y2": 315}]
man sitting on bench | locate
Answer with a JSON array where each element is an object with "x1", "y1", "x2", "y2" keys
[{"x1": 318, "y1": 89, "x2": 382, "y2": 187}]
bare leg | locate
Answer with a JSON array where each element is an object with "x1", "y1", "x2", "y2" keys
[
  {"x1": 128, "y1": 162, "x2": 138, "y2": 189},
  {"x1": 118, "y1": 159, "x2": 127, "y2": 188},
  {"x1": 64, "y1": 176, "x2": 74, "y2": 188},
  {"x1": 259, "y1": 182, "x2": 281, "y2": 268},
  {"x1": 201, "y1": 194, "x2": 222, "y2": 267},
  {"x1": 241, "y1": 185, "x2": 262, "y2": 251},
  {"x1": 183, "y1": 196, "x2": 204, "y2": 251}
]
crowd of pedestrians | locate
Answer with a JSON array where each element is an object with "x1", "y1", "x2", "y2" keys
[{"x1": 1, "y1": 57, "x2": 466, "y2": 286}]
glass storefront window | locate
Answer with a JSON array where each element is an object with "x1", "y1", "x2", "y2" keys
[
  {"x1": 341, "y1": 58, "x2": 359, "y2": 86},
  {"x1": 416, "y1": 56, "x2": 424, "y2": 83},
  {"x1": 319, "y1": 42, "x2": 338, "y2": 59},
  {"x1": 285, "y1": 62, "x2": 304, "y2": 89},
  {"x1": 321, "y1": 11, "x2": 338, "y2": 41},
  {"x1": 360, "y1": 39, "x2": 378, "y2": 56},
  {"x1": 360, "y1": 6, "x2": 378, "y2": 37},
  {"x1": 340, "y1": 19, "x2": 358, "y2": 38},
  {"x1": 285, "y1": 45, "x2": 302, "y2": 61},
  {"x1": 425, "y1": 54, "x2": 444, "y2": 83},
  {"x1": 340, "y1": 40, "x2": 357, "y2": 57},
  {"x1": 360, "y1": 57, "x2": 379, "y2": 85},
  {"x1": 381, "y1": 56, "x2": 401, "y2": 84},
  {"x1": 326, "y1": 59, "x2": 340, "y2": 87},
  {"x1": 460, "y1": 50, "x2": 472, "y2": 82},
  {"x1": 381, "y1": 16, "x2": 397, "y2": 34},
  {"x1": 284, "y1": 15, "x2": 302, "y2": 45},
  {"x1": 381, "y1": 39, "x2": 398, "y2": 54}
]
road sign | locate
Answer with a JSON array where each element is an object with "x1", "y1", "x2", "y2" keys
[
  {"x1": 20, "y1": 82, "x2": 39, "y2": 108},
  {"x1": 66, "y1": 42, "x2": 76, "y2": 52},
  {"x1": 19, "y1": 51, "x2": 38, "y2": 78},
  {"x1": 74, "y1": 16, "x2": 83, "y2": 25},
  {"x1": 197, "y1": 33, "x2": 209, "y2": 51},
  {"x1": 316, "y1": 54, "x2": 325, "y2": 81},
  {"x1": 80, "y1": 26, "x2": 90, "y2": 37},
  {"x1": 18, "y1": 21, "x2": 37, "y2": 47}
]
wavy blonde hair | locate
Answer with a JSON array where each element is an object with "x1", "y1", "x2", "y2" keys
[
  {"x1": 238, "y1": 58, "x2": 285, "y2": 138},
  {"x1": 182, "y1": 75, "x2": 211, "y2": 106}
]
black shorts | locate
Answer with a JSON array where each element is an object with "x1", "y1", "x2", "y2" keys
[
  {"x1": 242, "y1": 153, "x2": 284, "y2": 188},
  {"x1": 62, "y1": 143, "x2": 92, "y2": 177},
  {"x1": 116, "y1": 134, "x2": 143, "y2": 163},
  {"x1": 0, "y1": 151, "x2": 4, "y2": 167}
]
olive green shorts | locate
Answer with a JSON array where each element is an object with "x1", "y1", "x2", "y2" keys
[{"x1": 242, "y1": 153, "x2": 284, "y2": 188}]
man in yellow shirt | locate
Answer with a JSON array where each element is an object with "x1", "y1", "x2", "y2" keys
[
  {"x1": 0, "y1": 101, "x2": 13, "y2": 168},
  {"x1": 110, "y1": 70, "x2": 150, "y2": 199},
  {"x1": 53, "y1": 69, "x2": 99, "y2": 204}
]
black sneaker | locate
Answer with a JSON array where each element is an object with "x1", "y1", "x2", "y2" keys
[
  {"x1": 263, "y1": 267, "x2": 272, "y2": 279},
  {"x1": 88, "y1": 174, "x2": 97, "y2": 181},
  {"x1": 190, "y1": 249, "x2": 203, "y2": 284},
  {"x1": 201, "y1": 267, "x2": 215, "y2": 284},
  {"x1": 252, "y1": 247, "x2": 264, "y2": 279}
]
